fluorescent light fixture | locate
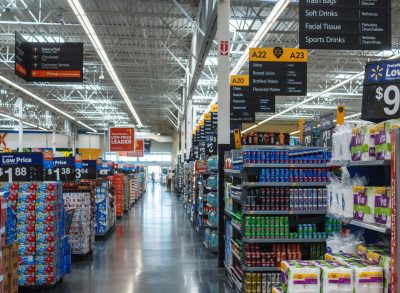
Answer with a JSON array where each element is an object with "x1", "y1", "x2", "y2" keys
[
  {"x1": 0, "y1": 75, "x2": 96, "y2": 132},
  {"x1": 77, "y1": 120, "x2": 97, "y2": 133},
  {"x1": 0, "y1": 112, "x2": 51, "y2": 130},
  {"x1": 68, "y1": 0, "x2": 143, "y2": 127},
  {"x1": 290, "y1": 130, "x2": 300, "y2": 135}
]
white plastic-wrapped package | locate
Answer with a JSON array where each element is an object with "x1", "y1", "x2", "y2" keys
[
  {"x1": 374, "y1": 187, "x2": 391, "y2": 228},
  {"x1": 353, "y1": 186, "x2": 375, "y2": 224},
  {"x1": 313, "y1": 260, "x2": 353, "y2": 293},
  {"x1": 281, "y1": 260, "x2": 320, "y2": 293},
  {"x1": 360, "y1": 124, "x2": 376, "y2": 161}
]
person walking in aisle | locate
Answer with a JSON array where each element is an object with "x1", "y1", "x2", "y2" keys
[
  {"x1": 151, "y1": 171, "x2": 155, "y2": 186},
  {"x1": 166, "y1": 171, "x2": 172, "y2": 191}
]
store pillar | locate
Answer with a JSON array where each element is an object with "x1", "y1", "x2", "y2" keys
[{"x1": 217, "y1": 0, "x2": 230, "y2": 267}]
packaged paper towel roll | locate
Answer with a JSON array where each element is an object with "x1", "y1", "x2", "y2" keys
[
  {"x1": 313, "y1": 260, "x2": 353, "y2": 293},
  {"x1": 361, "y1": 125, "x2": 375, "y2": 161},
  {"x1": 281, "y1": 260, "x2": 320, "y2": 293},
  {"x1": 365, "y1": 246, "x2": 392, "y2": 293},
  {"x1": 374, "y1": 187, "x2": 391, "y2": 228},
  {"x1": 351, "y1": 127, "x2": 362, "y2": 161},
  {"x1": 353, "y1": 186, "x2": 375, "y2": 224},
  {"x1": 341, "y1": 187, "x2": 354, "y2": 219},
  {"x1": 324, "y1": 253, "x2": 384, "y2": 293}
]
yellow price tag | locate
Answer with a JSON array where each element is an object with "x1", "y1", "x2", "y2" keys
[
  {"x1": 199, "y1": 120, "x2": 204, "y2": 126},
  {"x1": 204, "y1": 113, "x2": 211, "y2": 120},
  {"x1": 211, "y1": 104, "x2": 218, "y2": 112}
]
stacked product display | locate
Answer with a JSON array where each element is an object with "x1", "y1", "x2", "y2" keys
[
  {"x1": 224, "y1": 147, "x2": 330, "y2": 292},
  {"x1": 113, "y1": 174, "x2": 125, "y2": 218},
  {"x1": 63, "y1": 182, "x2": 95, "y2": 255},
  {"x1": 95, "y1": 179, "x2": 116, "y2": 236},
  {"x1": 0, "y1": 182, "x2": 70, "y2": 288},
  {"x1": 201, "y1": 157, "x2": 218, "y2": 251},
  {"x1": 129, "y1": 174, "x2": 142, "y2": 205},
  {"x1": 123, "y1": 176, "x2": 129, "y2": 212}
]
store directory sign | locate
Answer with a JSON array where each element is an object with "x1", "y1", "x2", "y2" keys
[
  {"x1": 15, "y1": 32, "x2": 83, "y2": 82},
  {"x1": 362, "y1": 60, "x2": 400, "y2": 122},
  {"x1": 299, "y1": 0, "x2": 391, "y2": 50},
  {"x1": 0, "y1": 153, "x2": 43, "y2": 182},
  {"x1": 249, "y1": 47, "x2": 307, "y2": 96}
]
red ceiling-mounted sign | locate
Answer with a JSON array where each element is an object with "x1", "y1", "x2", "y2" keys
[
  {"x1": 109, "y1": 127, "x2": 135, "y2": 152},
  {"x1": 220, "y1": 40, "x2": 229, "y2": 56},
  {"x1": 127, "y1": 140, "x2": 144, "y2": 157}
]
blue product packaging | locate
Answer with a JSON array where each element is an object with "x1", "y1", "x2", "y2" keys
[
  {"x1": 265, "y1": 168, "x2": 270, "y2": 182},
  {"x1": 35, "y1": 274, "x2": 57, "y2": 286},
  {"x1": 18, "y1": 244, "x2": 36, "y2": 255},
  {"x1": 18, "y1": 255, "x2": 35, "y2": 266},
  {"x1": 18, "y1": 275, "x2": 36, "y2": 286},
  {"x1": 17, "y1": 233, "x2": 36, "y2": 245},
  {"x1": 18, "y1": 265, "x2": 35, "y2": 276},
  {"x1": 17, "y1": 203, "x2": 35, "y2": 213},
  {"x1": 35, "y1": 255, "x2": 56, "y2": 265},
  {"x1": 36, "y1": 243, "x2": 59, "y2": 255}
]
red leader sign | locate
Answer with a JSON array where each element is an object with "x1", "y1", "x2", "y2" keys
[
  {"x1": 109, "y1": 128, "x2": 135, "y2": 152},
  {"x1": 127, "y1": 140, "x2": 144, "y2": 157}
]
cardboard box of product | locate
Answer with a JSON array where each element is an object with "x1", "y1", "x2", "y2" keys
[
  {"x1": 9, "y1": 243, "x2": 17, "y2": 270},
  {"x1": 2, "y1": 247, "x2": 9, "y2": 275},
  {"x1": 10, "y1": 272, "x2": 17, "y2": 293}
]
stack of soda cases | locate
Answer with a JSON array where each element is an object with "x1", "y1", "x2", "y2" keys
[
  {"x1": 244, "y1": 216, "x2": 289, "y2": 239},
  {"x1": 243, "y1": 149, "x2": 330, "y2": 164},
  {"x1": 113, "y1": 174, "x2": 124, "y2": 217},
  {"x1": 0, "y1": 183, "x2": 18, "y2": 245},
  {"x1": 95, "y1": 180, "x2": 116, "y2": 235},
  {"x1": 259, "y1": 168, "x2": 329, "y2": 183},
  {"x1": 64, "y1": 189, "x2": 92, "y2": 255},
  {"x1": 123, "y1": 177, "x2": 129, "y2": 211},
  {"x1": 17, "y1": 182, "x2": 66, "y2": 286},
  {"x1": 244, "y1": 244, "x2": 302, "y2": 268},
  {"x1": 243, "y1": 273, "x2": 281, "y2": 293}
]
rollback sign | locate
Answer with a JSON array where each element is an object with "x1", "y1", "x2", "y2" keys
[{"x1": 362, "y1": 60, "x2": 400, "y2": 122}]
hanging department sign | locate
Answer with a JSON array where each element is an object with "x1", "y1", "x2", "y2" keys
[
  {"x1": 15, "y1": 32, "x2": 83, "y2": 82},
  {"x1": 249, "y1": 47, "x2": 307, "y2": 96},
  {"x1": 127, "y1": 140, "x2": 144, "y2": 157},
  {"x1": 299, "y1": 0, "x2": 392, "y2": 50},
  {"x1": 109, "y1": 127, "x2": 135, "y2": 152},
  {"x1": 362, "y1": 60, "x2": 400, "y2": 122}
]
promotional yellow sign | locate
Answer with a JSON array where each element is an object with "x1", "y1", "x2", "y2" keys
[
  {"x1": 234, "y1": 129, "x2": 242, "y2": 149},
  {"x1": 230, "y1": 75, "x2": 249, "y2": 86},
  {"x1": 336, "y1": 105, "x2": 345, "y2": 125},
  {"x1": 199, "y1": 119, "x2": 204, "y2": 126},
  {"x1": 249, "y1": 47, "x2": 308, "y2": 62},
  {"x1": 211, "y1": 104, "x2": 218, "y2": 112},
  {"x1": 204, "y1": 113, "x2": 211, "y2": 120}
]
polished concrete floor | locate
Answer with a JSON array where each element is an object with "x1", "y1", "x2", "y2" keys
[{"x1": 54, "y1": 183, "x2": 233, "y2": 293}]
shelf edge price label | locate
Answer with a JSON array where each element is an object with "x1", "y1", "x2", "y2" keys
[{"x1": 0, "y1": 153, "x2": 44, "y2": 182}]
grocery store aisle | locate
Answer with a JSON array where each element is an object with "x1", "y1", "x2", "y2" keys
[{"x1": 56, "y1": 183, "x2": 233, "y2": 293}]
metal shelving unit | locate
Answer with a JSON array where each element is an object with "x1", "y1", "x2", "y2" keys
[{"x1": 224, "y1": 146, "x2": 330, "y2": 292}]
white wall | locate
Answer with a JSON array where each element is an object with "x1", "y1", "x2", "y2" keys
[
  {"x1": 150, "y1": 140, "x2": 173, "y2": 153},
  {"x1": 1, "y1": 132, "x2": 101, "y2": 149}
]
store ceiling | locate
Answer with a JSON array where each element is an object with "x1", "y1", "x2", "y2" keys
[{"x1": 0, "y1": 0, "x2": 398, "y2": 135}]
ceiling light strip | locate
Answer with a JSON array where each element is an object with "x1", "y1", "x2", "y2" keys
[
  {"x1": 0, "y1": 75, "x2": 95, "y2": 132},
  {"x1": 68, "y1": 0, "x2": 143, "y2": 127}
]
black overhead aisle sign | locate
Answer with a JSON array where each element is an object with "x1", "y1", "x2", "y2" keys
[
  {"x1": 230, "y1": 75, "x2": 256, "y2": 123},
  {"x1": 362, "y1": 60, "x2": 400, "y2": 122},
  {"x1": 0, "y1": 153, "x2": 44, "y2": 182},
  {"x1": 204, "y1": 113, "x2": 217, "y2": 156},
  {"x1": 14, "y1": 32, "x2": 83, "y2": 82},
  {"x1": 249, "y1": 47, "x2": 307, "y2": 97},
  {"x1": 299, "y1": 0, "x2": 392, "y2": 50}
]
